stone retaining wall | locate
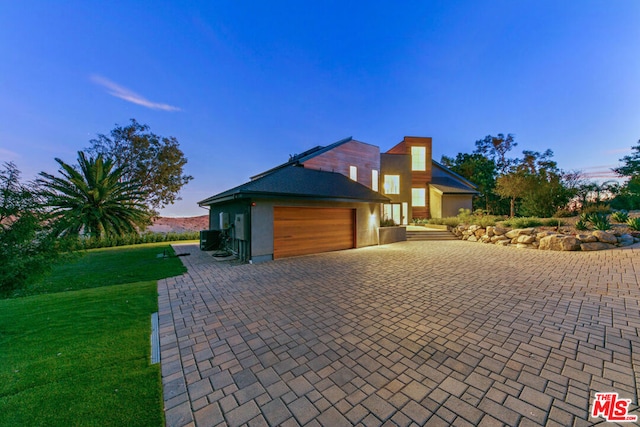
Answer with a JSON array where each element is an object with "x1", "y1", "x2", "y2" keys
[{"x1": 452, "y1": 225, "x2": 640, "y2": 251}]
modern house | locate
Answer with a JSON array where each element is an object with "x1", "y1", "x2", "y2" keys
[{"x1": 198, "y1": 136, "x2": 477, "y2": 262}]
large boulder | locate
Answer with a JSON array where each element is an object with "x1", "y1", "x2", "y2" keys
[
  {"x1": 617, "y1": 234, "x2": 635, "y2": 247},
  {"x1": 505, "y1": 228, "x2": 535, "y2": 239},
  {"x1": 539, "y1": 235, "x2": 581, "y2": 251},
  {"x1": 517, "y1": 235, "x2": 536, "y2": 244},
  {"x1": 581, "y1": 242, "x2": 617, "y2": 251},
  {"x1": 536, "y1": 231, "x2": 557, "y2": 240},
  {"x1": 493, "y1": 226, "x2": 508, "y2": 236},
  {"x1": 576, "y1": 233, "x2": 597, "y2": 243},
  {"x1": 592, "y1": 230, "x2": 617, "y2": 244}
]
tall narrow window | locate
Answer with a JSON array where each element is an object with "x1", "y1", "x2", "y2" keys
[
  {"x1": 383, "y1": 175, "x2": 400, "y2": 194},
  {"x1": 412, "y1": 188, "x2": 426, "y2": 207},
  {"x1": 372, "y1": 170, "x2": 379, "y2": 191},
  {"x1": 402, "y1": 202, "x2": 409, "y2": 225},
  {"x1": 349, "y1": 166, "x2": 357, "y2": 181},
  {"x1": 411, "y1": 146, "x2": 426, "y2": 171}
]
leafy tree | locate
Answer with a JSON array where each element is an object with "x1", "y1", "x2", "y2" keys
[
  {"x1": 613, "y1": 140, "x2": 640, "y2": 178},
  {"x1": 474, "y1": 133, "x2": 518, "y2": 174},
  {"x1": 496, "y1": 150, "x2": 576, "y2": 217},
  {"x1": 38, "y1": 152, "x2": 151, "y2": 239},
  {"x1": 611, "y1": 140, "x2": 640, "y2": 209},
  {"x1": 440, "y1": 153, "x2": 502, "y2": 212},
  {"x1": 87, "y1": 119, "x2": 193, "y2": 213},
  {"x1": 495, "y1": 170, "x2": 529, "y2": 217},
  {"x1": 0, "y1": 162, "x2": 60, "y2": 293},
  {"x1": 611, "y1": 177, "x2": 640, "y2": 210}
]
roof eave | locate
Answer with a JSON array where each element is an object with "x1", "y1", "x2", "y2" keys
[{"x1": 200, "y1": 190, "x2": 389, "y2": 206}]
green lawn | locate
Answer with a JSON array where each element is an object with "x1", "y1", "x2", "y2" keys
[{"x1": 0, "y1": 242, "x2": 190, "y2": 426}]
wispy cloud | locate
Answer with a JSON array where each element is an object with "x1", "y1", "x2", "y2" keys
[
  {"x1": 0, "y1": 147, "x2": 20, "y2": 161},
  {"x1": 603, "y1": 148, "x2": 631, "y2": 155},
  {"x1": 90, "y1": 75, "x2": 181, "y2": 112}
]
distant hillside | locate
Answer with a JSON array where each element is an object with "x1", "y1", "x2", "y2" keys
[{"x1": 147, "y1": 215, "x2": 208, "y2": 233}]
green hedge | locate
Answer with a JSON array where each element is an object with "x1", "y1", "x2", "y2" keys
[{"x1": 67, "y1": 231, "x2": 199, "y2": 250}]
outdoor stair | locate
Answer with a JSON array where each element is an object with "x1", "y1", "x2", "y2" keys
[{"x1": 405, "y1": 228, "x2": 458, "y2": 241}]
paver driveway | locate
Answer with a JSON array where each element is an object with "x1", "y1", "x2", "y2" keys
[{"x1": 159, "y1": 241, "x2": 640, "y2": 426}]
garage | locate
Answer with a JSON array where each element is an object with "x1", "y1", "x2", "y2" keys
[{"x1": 273, "y1": 206, "x2": 355, "y2": 259}]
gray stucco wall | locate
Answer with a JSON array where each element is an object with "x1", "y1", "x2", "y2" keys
[
  {"x1": 430, "y1": 190, "x2": 473, "y2": 218},
  {"x1": 442, "y1": 194, "x2": 473, "y2": 217}
]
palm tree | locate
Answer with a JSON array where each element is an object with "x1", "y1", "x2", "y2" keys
[{"x1": 38, "y1": 151, "x2": 151, "y2": 238}]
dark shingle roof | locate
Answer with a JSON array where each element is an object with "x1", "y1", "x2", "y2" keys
[
  {"x1": 250, "y1": 137, "x2": 353, "y2": 180},
  {"x1": 199, "y1": 165, "x2": 389, "y2": 206},
  {"x1": 430, "y1": 176, "x2": 479, "y2": 194}
]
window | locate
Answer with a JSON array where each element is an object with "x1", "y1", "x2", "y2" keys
[
  {"x1": 371, "y1": 170, "x2": 379, "y2": 191},
  {"x1": 411, "y1": 146, "x2": 426, "y2": 171},
  {"x1": 383, "y1": 175, "x2": 400, "y2": 194},
  {"x1": 402, "y1": 202, "x2": 408, "y2": 225},
  {"x1": 349, "y1": 166, "x2": 357, "y2": 181},
  {"x1": 382, "y1": 203, "x2": 401, "y2": 225},
  {"x1": 412, "y1": 188, "x2": 426, "y2": 207}
]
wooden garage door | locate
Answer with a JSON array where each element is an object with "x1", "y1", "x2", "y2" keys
[{"x1": 273, "y1": 207, "x2": 355, "y2": 259}]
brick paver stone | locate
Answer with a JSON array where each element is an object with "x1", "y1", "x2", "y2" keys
[{"x1": 159, "y1": 241, "x2": 640, "y2": 426}]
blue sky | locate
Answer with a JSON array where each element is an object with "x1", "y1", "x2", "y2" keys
[{"x1": 1, "y1": 1, "x2": 639, "y2": 216}]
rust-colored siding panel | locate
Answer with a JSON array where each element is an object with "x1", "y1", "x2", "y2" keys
[
  {"x1": 301, "y1": 140, "x2": 380, "y2": 188},
  {"x1": 273, "y1": 207, "x2": 355, "y2": 259},
  {"x1": 385, "y1": 136, "x2": 433, "y2": 218}
]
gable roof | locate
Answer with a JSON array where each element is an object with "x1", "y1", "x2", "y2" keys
[
  {"x1": 250, "y1": 137, "x2": 355, "y2": 180},
  {"x1": 199, "y1": 165, "x2": 390, "y2": 206},
  {"x1": 430, "y1": 160, "x2": 479, "y2": 195},
  {"x1": 432, "y1": 160, "x2": 479, "y2": 190},
  {"x1": 430, "y1": 176, "x2": 480, "y2": 194}
]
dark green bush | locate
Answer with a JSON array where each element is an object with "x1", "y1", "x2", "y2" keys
[
  {"x1": 575, "y1": 219, "x2": 589, "y2": 231},
  {"x1": 554, "y1": 208, "x2": 577, "y2": 218},
  {"x1": 581, "y1": 203, "x2": 611, "y2": 216},
  {"x1": 588, "y1": 212, "x2": 611, "y2": 231},
  {"x1": 501, "y1": 217, "x2": 543, "y2": 228},
  {"x1": 428, "y1": 217, "x2": 460, "y2": 227},
  {"x1": 67, "y1": 231, "x2": 199, "y2": 250}
]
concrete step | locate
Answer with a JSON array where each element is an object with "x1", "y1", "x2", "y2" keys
[{"x1": 406, "y1": 230, "x2": 458, "y2": 241}]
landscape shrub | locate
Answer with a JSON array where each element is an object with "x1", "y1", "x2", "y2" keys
[
  {"x1": 581, "y1": 203, "x2": 611, "y2": 216},
  {"x1": 68, "y1": 231, "x2": 199, "y2": 250},
  {"x1": 575, "y1": 219, "x2": 589, "y2": 231},
  {"x1": 472, "y1": 215, "x2": 498, "y2": 227},
  {"x1": 500, "y1": 217, "x2": 543, "y2": 228},
  {"x1": 554, "y1": 208, "x2": 577, "y2": 218},
  {"x1": 428, "y1": 217, "x2": 460, "y2": 227},
  {"x1": 380, "y1": 219, "x2": 397, "y2": 227},
  {"x1": 541, "y1": 218, "x2": 564, "y2": 227},
  {"x1": 611, "y1": 211, "x2": 629, "y2": 223},
  {"x1": 454, "y1": 208, "x2": 498, "y2": 227},
  {"x1": 627, "y1": 217, "x2": 640, "y2": 231},
  {"x1": 587, "y1": 212, "x2": 611, "y2": 231}
]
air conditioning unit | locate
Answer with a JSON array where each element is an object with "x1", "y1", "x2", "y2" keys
[{"x1": 200, "y1": 230, "x2": 221, "y2": 251}]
